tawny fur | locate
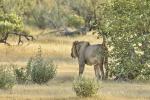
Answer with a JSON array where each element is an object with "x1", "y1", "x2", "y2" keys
[{"x1": 71, "y1": 41, "x2": 107, "y2": 80}]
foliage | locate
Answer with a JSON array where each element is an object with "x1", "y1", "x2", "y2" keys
[
  {"x1": 67, "y1": 0, "x2": 94, "y2": 19},
  {"x1": 136, "y1": 65, "x2": 150, "y2": 80},
  {"x1": 30, "y1": 2, "x2": 53, "y2": 29},
  {"x1": 0, "y1": 0, "x2": 96, "y2": 29},
  {"x1": 67, "y1": 0, "x2": 98, "y2": 29},
  {"x1": 73, "y1": 77, "x2": 99, "y2": 97},
  {"x1": 67, "y1": 15, "x2": 85, "y2": 28},
  {"x1": 0, "y1": 64, "x2": 16, "y2": 89},
  {"x1": 0, "y1": 13, "x2": 23, "y2": 38},
  {"x1": 95, "y1": 0, "x2": 150, "y2": 80},
  {"x1": 29, "y1": 47, "x2": 57, "y2": 84},
  {"x1": 14, "y1": 67, "x2": 28, "y2": 84},
  {"x1": 0, "y1": 0, "x2": 36, "y2": 17}
]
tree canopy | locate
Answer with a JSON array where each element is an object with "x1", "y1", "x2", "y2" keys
[{"x1": 94, "y1": 0, "x2": 150, "y2": 80}]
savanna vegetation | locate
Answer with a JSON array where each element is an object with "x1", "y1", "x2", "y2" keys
[{"x1": 0, "y1": 0, "x2": 150, "y2": 100}]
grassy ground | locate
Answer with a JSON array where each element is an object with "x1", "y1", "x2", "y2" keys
[{"x1": 0, "y1": 32, "x2": 150, "y2": 100}]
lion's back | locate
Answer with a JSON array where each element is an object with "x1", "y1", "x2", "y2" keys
[{"x1": 84, "y1": 44, "x2": 104, "y2": 65}]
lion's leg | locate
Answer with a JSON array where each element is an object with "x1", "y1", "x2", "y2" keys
[
  {"x1": 78, "y1": 55, "x2": 86, "y2": 76},
  {"x1": 79, "y1": 63, "x2": 85, "y2": 77},
  {"x1": 100, "y1": 66, "x2": 104, "y2": 80},
  {"x1": 94, "y1": 65, "x2": 101, "y2": 79}
]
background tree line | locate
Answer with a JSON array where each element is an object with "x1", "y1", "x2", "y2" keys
[{"x1": 0, "y1": 0, "x2": 95, "y2": 29}]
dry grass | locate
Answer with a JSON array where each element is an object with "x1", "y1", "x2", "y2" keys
[{"x1": 0, "y1": 33, "x2": 150, "y2": 100}]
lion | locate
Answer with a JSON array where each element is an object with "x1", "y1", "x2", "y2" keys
[{"x1": 71, "y1": 41, "x2": 108, "y2": 80}]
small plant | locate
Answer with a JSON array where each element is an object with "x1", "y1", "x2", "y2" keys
[
  {"x1": 73, "y1": 77, "x2": 99, "y2": 97},
  {"x1": 29, "y1": 46, "x2": 57, "y2": 84},
  {"x1": 15, "y1": 67, "x2": 28, "y2": 84},
  {"x1": 0, "y1": 64, "x2": 16, "y2": 89}
]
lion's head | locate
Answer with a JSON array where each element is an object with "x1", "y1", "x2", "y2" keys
[{"x1": 71, "y1": 41, "x2": 79, "y2": 58}]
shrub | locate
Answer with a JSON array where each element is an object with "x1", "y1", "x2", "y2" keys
[
  {"x1": 14, "y1": 67, "x2": 28, "y2": 84},
  {"x1": 73, "y1": 77, "x2": 99, "y2": 97},
  {"x1": 67, "y1": 14, "x2": 85, "y2": 28},
  {"x1": 29, "y1": 47, "x2": 57, "y2": 84},
  {"x1": 0, "y1": 64, "x2": 16, "y2": 89},
  {"x1": 31, "y1": 59, "x2": 56, "y2": 84}
]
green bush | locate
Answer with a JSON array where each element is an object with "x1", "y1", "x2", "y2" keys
[
  {"x1": 15, "y1": 67, "x2": 28, "y2": 84},
  {"x1": 136, "y1": 65, "x2": 150, "y2": 80},
  {"x1": 31, "y1": 59, "x2": 56, "y2": 84},
  {"x1": 73, "y1": 77, "x2": 99, "y2": 97},
  {"x1": 29, "y1": 47, "x2": 57, "y2": 84},
  {"x1": 67, "y1": 14, "x2": 85, "y2": 28},
  {"x1": 0, "y1": 13, "x2": 23, "y2": 36},
  {"x1": 0, "y1": 64, "x2": 16, "y2": 89}
]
